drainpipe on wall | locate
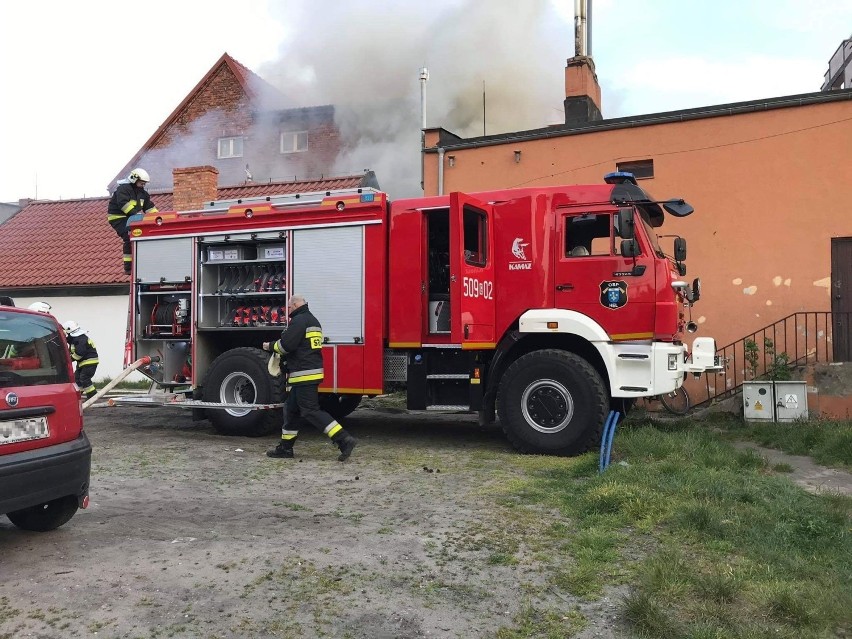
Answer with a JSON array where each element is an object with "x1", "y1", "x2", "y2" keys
[{"x1": 437, "y1": 147, "x2": 445, "y2": 196}]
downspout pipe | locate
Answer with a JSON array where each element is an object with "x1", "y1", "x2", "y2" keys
[{"x1": 437, "y1": 147, "x2": 445, "y2": 196}]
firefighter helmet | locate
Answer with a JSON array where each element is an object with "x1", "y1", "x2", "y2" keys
[
  {"x1": 62, "y1": 320, "x2": 84, "y2": 337},
  {"x1": 27, "y1": 301, "x2": 52, "y2": 313},
  {"x1": 128, "y1": 168, "x2": 150, "y2": 184}
]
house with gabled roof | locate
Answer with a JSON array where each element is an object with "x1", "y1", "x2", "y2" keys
[
  {"x1": 110, "y1": 53, "x2": 344, "y2": 193},
  {"x1": 0, "y1": 52, "x2": 373, "y2": 380}
]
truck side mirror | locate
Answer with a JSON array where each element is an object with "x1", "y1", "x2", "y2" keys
[
  {"x1": 691, "y1": 277, "x2": 701, "y2": 302},
  {"x1": 674, "y1": 237, "x2": 687, "y2": 261},
  {"x1": 663, "y1": 199, "x2": 694, "y2": 217},
  {"x1": 620, "y1": 239, "x2": 640, "y2": 257},
  {"x1": 616, "y1": 207, "x2": 635, "y2": 240}
]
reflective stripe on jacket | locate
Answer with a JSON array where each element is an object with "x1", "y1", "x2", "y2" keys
[
  {"x1": 272, "y1": 304, "x2": 324, "y2": 385},
  {"x1": 68, "y1": 334, "x2": 98, "y2": 365},
  {"x1": 108, "y1": 183, "x2": 158, "y2": 223}
]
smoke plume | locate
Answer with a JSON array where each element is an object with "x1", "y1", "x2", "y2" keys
[{"x1": 259, "y1": 0, "x2": 571, "y2": 198}]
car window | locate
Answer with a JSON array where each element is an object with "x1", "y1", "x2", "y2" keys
[{"x1": 0, "y1": 311, "x2": 71, "y2": 387}]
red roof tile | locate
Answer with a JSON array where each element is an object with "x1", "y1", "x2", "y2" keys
[{"x1": 0, "y1": 176, "x2": 366, "y2": 289}]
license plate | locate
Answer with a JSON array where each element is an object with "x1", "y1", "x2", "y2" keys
[{"x1": 0, "y1": 416, "x2": 50, "y2": 445}]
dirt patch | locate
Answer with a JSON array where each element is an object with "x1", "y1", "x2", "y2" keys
[
  {"x1": 0, "y1": 406, "x2": 629, "y2": 639},
  {"x1": 731, "y1": 441, "x2": 852, "y2": 496}
]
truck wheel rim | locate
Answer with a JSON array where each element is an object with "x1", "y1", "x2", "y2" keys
[
  {"x1": 521, "y1": 379, "x2": 574, "y2": 433},
  {"x1": 220, "y1": 372, "x2": 256, "y2": 417}
]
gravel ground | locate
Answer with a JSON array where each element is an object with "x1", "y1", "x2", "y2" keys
[{"x1": 0, "y1": 404, "x2": 628, "y2": 639}]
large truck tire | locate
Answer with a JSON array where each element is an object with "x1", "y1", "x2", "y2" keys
[
  {"x1": 319, "y1": 393, "x2": 362, "y2": 421},
  {"x1": 202, "y1": 347, "x2": 283, "y2": 437},
  {"x1": 497, "y1": 349, "x2": 607, "y2": 456}
]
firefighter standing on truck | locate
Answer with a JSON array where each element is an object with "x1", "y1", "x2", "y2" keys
[
  {"x1": 62, "y1": 321, "x2": 99, "y2": 399},
  {"x1": 108, "y1": 168, "x2": 158, "y2": 274},
  {"x1": 262, "y1": 294, "x2": 357, "y2": 461}
]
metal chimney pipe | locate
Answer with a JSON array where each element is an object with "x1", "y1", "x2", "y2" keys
[
  {"x1": 574, "y1": 0, "x2": 588, "y2": 57},
  {"x1": 588, "y1": 0, "x2": 593, "y2": 57},
  {"x1": 419, "y1": 67, "x2": 429, "y2": 192}
]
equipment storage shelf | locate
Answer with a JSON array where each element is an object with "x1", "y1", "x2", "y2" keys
[
  {"x1": 135, "y1": 284, "x2": 192, "y2": 341},
  {"x1": 198, "y1": 236, "x2": 288, "y2": 329}
]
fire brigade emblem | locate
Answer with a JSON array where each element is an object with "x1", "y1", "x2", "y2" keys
[{"x1": 600, "y1": 280, "x2": 628, "y2": 309}]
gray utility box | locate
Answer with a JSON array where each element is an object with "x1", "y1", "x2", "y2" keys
[
  {"x1": 774, "y1": 381, "x2": 809, "y2": 422},
  {"x1": 743, "y1": 381, "x2": 774, "y2": 421},
  {"x1": 743, "y1": 380, "x2": 809, "y2": 422}
]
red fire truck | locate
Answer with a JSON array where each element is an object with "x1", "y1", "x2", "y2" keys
[{"x1": 121, "y1": 172, "x2": 719, "y2": 455}]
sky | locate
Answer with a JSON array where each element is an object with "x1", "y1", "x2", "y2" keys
[{"x1": 0, "y1": 0, "x2": 849, "y2": 203}]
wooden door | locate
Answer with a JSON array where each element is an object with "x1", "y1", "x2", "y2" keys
[{"x1": 831, "y1": 237, "x2": 852, "y2": 361}]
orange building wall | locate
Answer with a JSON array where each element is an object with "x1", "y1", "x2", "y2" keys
[{"x1": 424, "y1": 100, "x2": 852, "y2": 351}]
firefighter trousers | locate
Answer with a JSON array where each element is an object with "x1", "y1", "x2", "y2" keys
[
  {"x1": 109, "y1": 218, "x2": 132, "y2": 270},
  {"x1": 279, "y1": 383, "x2": 346, "y2": 445},
  {"x1": 75, "y1": 362, "x2": 98, "y2": 398}
]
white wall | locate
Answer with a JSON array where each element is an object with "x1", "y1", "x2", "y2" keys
[{"x1": 15, "y1": 294, "x2": 143, "y2": 382}]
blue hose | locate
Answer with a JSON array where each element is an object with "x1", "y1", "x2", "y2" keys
[{"x1": 599, "y1": 410, "x2": 621, "y2": 473}]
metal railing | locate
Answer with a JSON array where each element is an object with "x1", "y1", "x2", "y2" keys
[{"x1": 690, "y1": 311, "x2": 851, "y2": 409}]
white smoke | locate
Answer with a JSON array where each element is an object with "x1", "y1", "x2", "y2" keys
[{"x1": 259, "y1": 0, "x2": 571, "y2": 198}]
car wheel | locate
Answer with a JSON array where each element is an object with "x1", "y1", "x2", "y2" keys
[
  {"x1": 498, "y1": 349, "x2": 608, "y2": 456},
  {"x1": 6, "y1": 496, "x2": 79, "y2": 532},
  {"x1": 202, "y1": 347, "x2": 283, "y2": 436}
]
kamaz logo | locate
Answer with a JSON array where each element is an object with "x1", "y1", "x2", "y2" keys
[
  {"x1": 509, "y1": 262, "x2": 532, "y2": 270},
  {"x1": 511, "y1": 237, "x2": 529, "y2": 261}
]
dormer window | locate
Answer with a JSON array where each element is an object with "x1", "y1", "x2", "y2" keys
[
  {"x1": 217, "y1": 136, "x2": 244, "y2": 159},
  {"x1": 280, "y1": 131, "x2": 308, "y2": 154}
]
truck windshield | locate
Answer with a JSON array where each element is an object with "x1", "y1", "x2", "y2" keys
[
  {"x1": 639, "y1": 214, "x2": 665, "y2": 258},
  {"x1": 0, "y1": 311, "x2": 71, "y2": 388}
]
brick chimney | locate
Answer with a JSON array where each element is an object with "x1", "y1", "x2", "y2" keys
[
  {"x1": 173, "y1": 166, "x2": 219, "y2": 212},
  {"x1": 564, "y1": 55, "x2": 602, "y2": 126}
]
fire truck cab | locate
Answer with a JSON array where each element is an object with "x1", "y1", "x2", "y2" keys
[{"x1": 125, "y1": 173, "x2": 719, "y2": 455}]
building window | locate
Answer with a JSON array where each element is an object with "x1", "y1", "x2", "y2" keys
[
  {"x1": 217, "y1": 137, "x2": 243, "y2": 159},
  {"x1": 280, "y1": 131, "x2": 308, "y2": 154},
  {"x1": 616, "y1": 159, "x2": 654, "y2": 180}
]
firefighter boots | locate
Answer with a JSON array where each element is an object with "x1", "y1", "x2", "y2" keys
[
  {"x1": 335, "y1": 432, "x2": 357, "y2": 462},
  {"x1": 266, "y1": 441, "x2": 295, "y2": 458}
]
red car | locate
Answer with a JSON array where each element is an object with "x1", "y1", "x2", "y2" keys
[{"x1": 0, "y1": 298, "x2": 91, "y2": 531}]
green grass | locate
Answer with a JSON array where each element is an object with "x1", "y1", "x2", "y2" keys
[
  {"x1": 95, "y1": 377, "x2": 155, "y2": 390},
  {"x1": 716, "y1": 418, "x2": 852, "y2": 469},
  {"x1": 495, "y1": 418, "x2": 852, "y2": 638}
]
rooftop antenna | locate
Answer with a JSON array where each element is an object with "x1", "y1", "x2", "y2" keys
[
  {"x1": 419, "y1": 66, "x2": 429, "y2": 192},
  {"x1": 483, "y1": 81, "x2": 486, "y2": 136}
]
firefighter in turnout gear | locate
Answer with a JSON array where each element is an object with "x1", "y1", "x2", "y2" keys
[
  {"x1": 108, "y1": 168, "x2": 158, "y2": 274},
  {"x1": 62, "y1": 321, "x2": 99, "y2": 399},
  {"x1": 262, "y1": 294, "x2": 357, "y2": 461}
]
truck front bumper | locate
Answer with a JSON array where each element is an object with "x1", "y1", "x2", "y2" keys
[{"x1": 609, "y1": 337, "x2": 721, "y2": 398}]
